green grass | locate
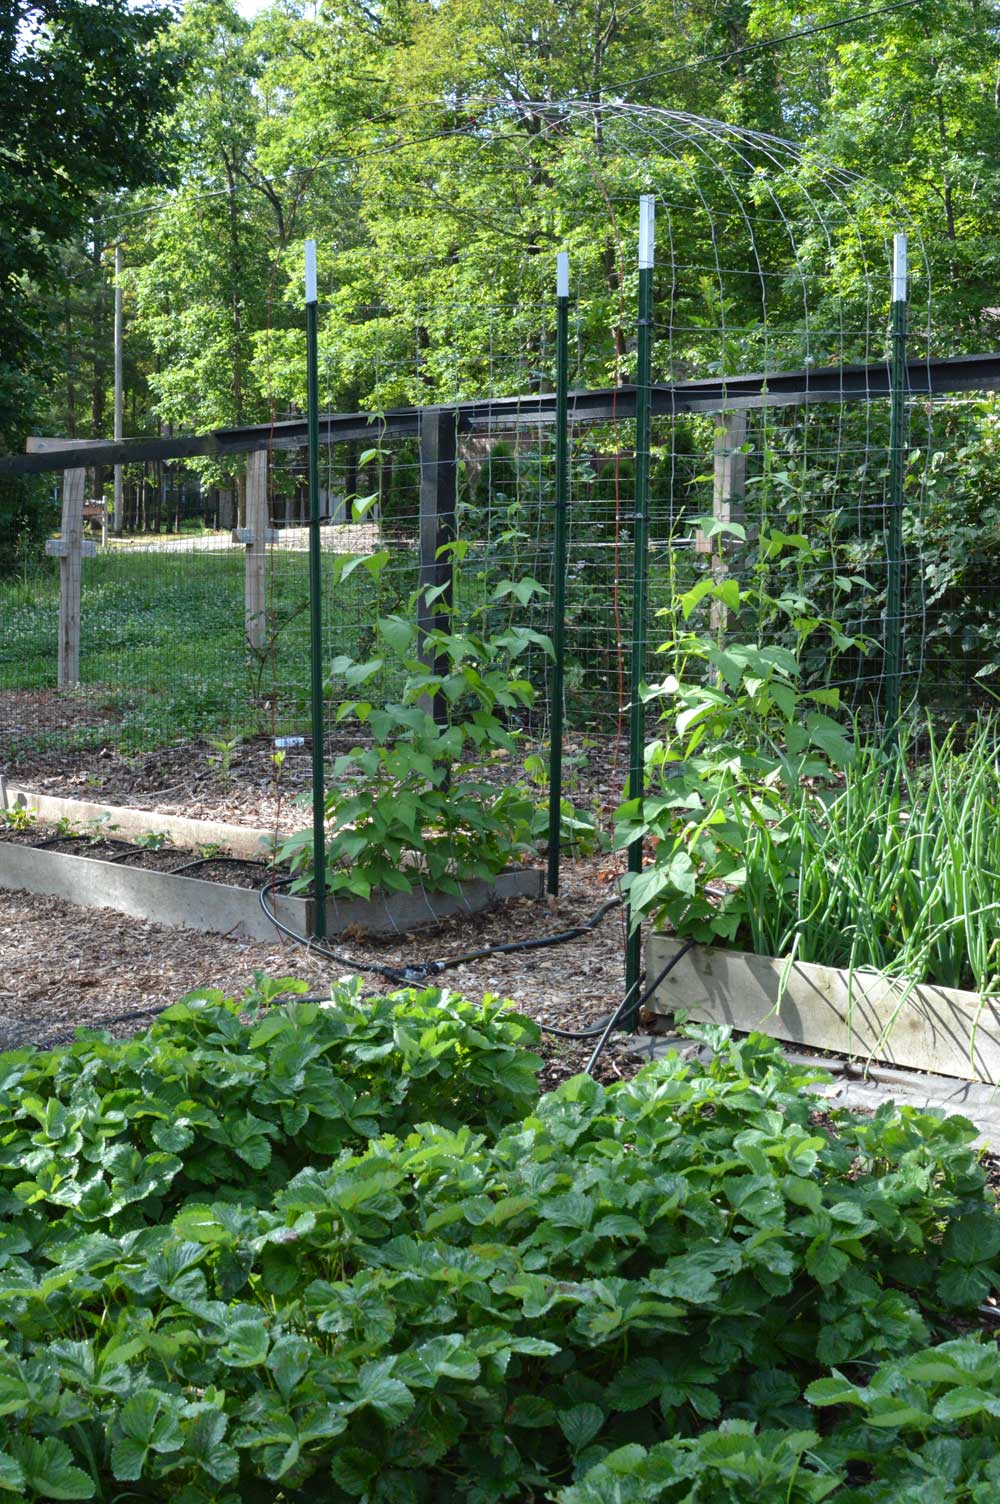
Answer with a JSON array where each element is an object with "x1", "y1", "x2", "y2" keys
[
  {"x1": 0, "y1": 537, "x2": 623, "y2": 758},
  {"x1": 0, "y1": 548, "x2": 419, "y2": 755}
]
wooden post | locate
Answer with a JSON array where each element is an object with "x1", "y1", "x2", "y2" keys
[
  {"x1": 417, "y1": 408, "x2": 457, "y2": 721},
  {"x1": 58, "y1": 467, "x2": 86, "y2": 687},
  {"x1": 695, "y1": 409, "x2": 747, "y2": 637},
  {"x1": 243, "y1": 447, "x2": 271, "y2": 653},
  {"x1": 27, "y1": 437, "x2": 102, "y2": 690}
]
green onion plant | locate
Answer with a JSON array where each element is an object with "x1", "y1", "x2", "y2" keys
[{"x1": 740, "y1": 716, "x2": 1000, "y2": 996}]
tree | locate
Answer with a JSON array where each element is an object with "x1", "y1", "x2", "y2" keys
[{"x1": 0, "y1": 0, "x2": 183, "y2": 569}]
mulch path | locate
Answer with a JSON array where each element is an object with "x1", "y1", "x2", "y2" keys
[{"x1": 1, "y1": 736, "x2": 641, "y2": 1086}]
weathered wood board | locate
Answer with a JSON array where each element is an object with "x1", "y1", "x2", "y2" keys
[
  {"x1": 0, "y1": 840, "x2": 542, "y2": 943},
  {"x1": 646, "y1": 933, "x2": 1000, "y2": 1083}
]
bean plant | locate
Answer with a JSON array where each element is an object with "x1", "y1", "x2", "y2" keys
[{"x1": 279, "y1": 571, "x2": 557, "y2": 900}]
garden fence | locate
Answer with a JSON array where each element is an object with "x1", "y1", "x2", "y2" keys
[{"x1": 3, "y1": 362, "x2": 1000, "y2": 784}]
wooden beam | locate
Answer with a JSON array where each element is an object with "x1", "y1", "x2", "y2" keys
[
  {"x1": 4, "y1": 352, "x2": 1000, "y2": 479},
  {"x1": 646, "y1": 934, "x2": 1000, "y2": 1084}
]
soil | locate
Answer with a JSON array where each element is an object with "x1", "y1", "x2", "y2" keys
[
  {"x1": 7, "y1": 730, "x2": 625, "y2": 834},
  {"x1": 1, "y1": 688, "x2": 124, "y2": 740},
  {"x1": 0, "y1": 822, "x2": 283, "y2": 888}
]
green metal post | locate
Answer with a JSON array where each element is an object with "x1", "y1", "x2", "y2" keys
[
  {"x1": 624, "y1": 196, "x2": 655, "y2": 1017},
  {"x1": 885, "y1": 232, "x2": 908, "y2": 742},
  {"x1": 547, "y1": 252, "x2": 570, "y2": 896},
  {"x1": 305, "y1": 240, "x2": 327, "y2": 939}
]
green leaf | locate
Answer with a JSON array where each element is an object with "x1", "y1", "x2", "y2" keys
[
  {"x1": 379, "y1": 615, "x2": 416, "y2": 656},
  {"x1": 932, "y1": 1385, "x2": 1000, "y2": 1422},
  {"x1": 330, "y1": 1446, "x2": 379, "y2": 1495},
  {"x1": 804, "y1": 1375, "x2": 861, "y2": 1408},
  {"x1": 10, "y1": 1438, "x2": 94, "y2": 1500},
  {"x1": 356, "y1": 1359, "x2": 414, "y2": 1426},
  {"x1": 268, "y1": 1334, "x2": 312, "y2": 1400},
  {"x1": 937, "y1": 1262, "x2": 992, "y2": 1308},
  {"x1": 942, "y1": 1211, "x2": 1000, "y2": 1265},
  {"x1": 351, "y1": 491, "x2": 380, "y2": 521},
  {"x1": 0, "y1": 1453, "x2": 24, "y2": 1494},
  {"x1": 805, "y1": 1240, "x2": 851, "y2": 1285},
  {"x1": 558, "y1": 1403, "x2": 605, "y2": 1451},
  {"x1": 604, "y1": 1358, "x2": 666, "y2": 1412}
]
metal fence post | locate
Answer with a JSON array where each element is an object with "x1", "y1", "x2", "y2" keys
[
  {"x1": 417, "y1": 407, "x2": 457, "y2": 723},
  {"x1": 305, "y1": 240, "x2": 327, "y2": 939},
  {"x1": 885, "y1": 231, "x2": 908, "y2": 739},
  {"x1": 547, "y1": 252, "x2": 570, "y2": 896},
  {"x1": 624, "y1": 195, "x2": 655, "y2": 1018}
]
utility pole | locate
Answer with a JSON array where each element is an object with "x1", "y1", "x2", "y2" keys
[{"x1": 113, "y1": 244, "x2": 123, "y2": 534}]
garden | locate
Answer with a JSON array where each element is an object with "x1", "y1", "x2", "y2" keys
[
  {"x1": 6, "y1": 40, "x2": 1000, "y2": 1504},
  {"x1": 2, "y1": 984, "x2": 1000, "y2": 1501}
]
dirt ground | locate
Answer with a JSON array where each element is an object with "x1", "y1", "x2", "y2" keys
[{"x1": 1, "y1": 736, "x2": 640, "y2": 1085}]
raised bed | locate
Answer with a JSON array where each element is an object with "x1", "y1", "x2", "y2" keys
[
  {"x1": 646, "y1": 933, "x2": 1000, "y2": 1084},
  {"x1": 0, "y1": 797, "x2": 543, "y2": 943},
  {"x1": 0, "y1": 781, "x2": 275, "y2": 860}
]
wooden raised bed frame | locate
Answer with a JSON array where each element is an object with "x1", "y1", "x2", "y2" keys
[{"x1": 646, "y1": 934, "x2": 1000, "y2": 1084}]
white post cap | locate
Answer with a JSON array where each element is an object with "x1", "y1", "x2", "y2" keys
[
  {"x1": 892, "y1": 233, "x2": 907, "y2": 303},
  {"x1": 305, "y1": 239, "x2": 318, "y2": 304},
  {"x1": 557, "y1": 251, "x2": 569, "y2": 299},
  {"x1": 639, "y1": 195, "x2": 655, "y2": 269}
]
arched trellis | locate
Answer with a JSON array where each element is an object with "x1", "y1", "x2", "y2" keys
[{"x1": 310, "y1": 99, "x2": 935, "y2": 732}]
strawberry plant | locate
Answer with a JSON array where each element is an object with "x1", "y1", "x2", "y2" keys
[{"x1": 0, "y1": 996, "x2": 997, "y2": 1501}]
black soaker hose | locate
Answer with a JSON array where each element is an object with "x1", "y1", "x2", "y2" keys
[
  {"x1": 258, "y1": 878, "x2": 625, "y2": 1002},
  {"x1": 256, "y1": 877, "x2": 685, "y2": 1048},
  {"x1": 584, "y1": 936, "x2": 697, "y2": 1075}
]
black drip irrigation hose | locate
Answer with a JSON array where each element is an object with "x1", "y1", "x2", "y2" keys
[
  {"x1": 258, "y1": 879, "x2": 625, "y2": 991},
  {"x1": 169, "y1": 854, "x2": 272, "y2": 876},
  {"x1": 584, "y1": 937, "x2": 697, "y2": 1075},
  {"x1": 256, "y1": 877, "x2": 691, "y2": 1057},
  {"x1": 24, "y1": 1001, "x2": 175, "y2": 1051}
]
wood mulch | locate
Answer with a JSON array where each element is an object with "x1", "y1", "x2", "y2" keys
[{"x1": 1, "y1": 736, "x2": 640, "y2": 1086}]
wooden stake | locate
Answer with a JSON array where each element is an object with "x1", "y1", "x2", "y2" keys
[
  {"x1": 57, "y1": 468, "x2": 86, "y2": 687},
  {"x1": 28, "y1": 437, "x2": 104, "y2": 690}
]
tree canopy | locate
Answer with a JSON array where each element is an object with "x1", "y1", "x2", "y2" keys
[{"x1": 11, "y1": 0, "x2": 1000, "y2": 454}]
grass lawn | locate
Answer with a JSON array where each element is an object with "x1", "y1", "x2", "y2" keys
[{"x1": 0, "y1": 545, "x2": 419, "y2": 756}]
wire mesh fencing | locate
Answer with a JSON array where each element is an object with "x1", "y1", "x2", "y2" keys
[{"x1": 5, "y1": 100, "x2": 1000, "y2": 800}]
